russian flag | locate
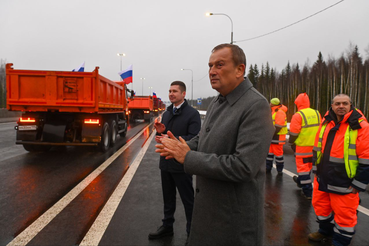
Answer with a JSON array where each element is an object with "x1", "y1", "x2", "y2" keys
[
  {"x1": 118, "y1": 65, "x2": 133, "y2": 84},
  {"x1": 72, "y1": 62, "x2": 85, "y2": 72},
  {"x1": 153, "y1": 92, "x2": 157, "y2": 98}
]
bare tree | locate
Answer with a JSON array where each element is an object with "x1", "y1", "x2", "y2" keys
[{"x1": 247, "y1": 42, "x2": 369, "y2": 119}]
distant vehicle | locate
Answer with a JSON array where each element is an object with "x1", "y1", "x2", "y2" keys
[
  {"x1": 159, "y1": 99, "x2": 166, "y2": 112},
  {"x1": 153, "y1": 97, "x2": 160, "y2": 116},
  {"x1": 153, "y1": 97, "x2": 165, "y2": 116},
  {"x1": 128, "y1": 96, "x2": 154, "y2": 122},
  {"x1": 6, "y1": 64, "x2": 129, "y2": 152}
]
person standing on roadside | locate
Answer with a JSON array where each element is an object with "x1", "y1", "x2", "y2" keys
[
  {"x1": 156, "y1": 44, "x2": 274, "y2": 245},
  {"x1": 308, "y1": 94, "x2": 369, "y2": 246},
  {"x1": 266, "y1": 98, "x2": 288, "y2": 175},
  {"x1": 148, "y1": 81, "x2": 201, "y2": 240},
  {"x1": 289, "y1": 93, "x2": 321, "y2": 199}
]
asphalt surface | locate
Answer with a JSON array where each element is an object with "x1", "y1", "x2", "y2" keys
[
  {"x1": 96, "y1": 140, "x2": 369, "y2": 246},
  {"x1": 0, "y1": 117, "x2": 19, "y2": 123},
  {"x1": 1, "y1": 117, "x2": 369, "y2": 246}
]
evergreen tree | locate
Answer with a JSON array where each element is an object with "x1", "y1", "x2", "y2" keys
[
  {"x1": 247, "y1": 64, "x2": 256, "y2": 85},
  {"x1": 254, "y1": 64, "x2": 260, "y2": 88},
  {"x1": 312, "y1": 52, "x2": 326, "y2": 111}
]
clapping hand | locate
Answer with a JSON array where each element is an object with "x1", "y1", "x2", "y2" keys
[
  {"x1": 155, "y1": 131, "x2": 190, "y2": 164},
  {"x1": 154, "y1": 116, "x2": 165, "y2": 134}
]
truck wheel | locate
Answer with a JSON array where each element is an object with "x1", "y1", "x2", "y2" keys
[
  {"x1": 126, "y1": 115, "x2": 130, "y2": 126},
  {"x1": 23, "y1": 144, "x2": 51, "y2": 152},
  {"x1": 23, "y1": 144, "x2": 36, "y2": 152},
  {"x1": 119, "y1": 121, "x2": 128, "y2": 137},
  {"x1": 110, "y1": 120, "x2": 117, "y2": 146},
  {"x1": 99, "y1": 122, "x2": 110, "y2": 152}
]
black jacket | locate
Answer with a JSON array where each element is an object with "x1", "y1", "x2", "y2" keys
[{"x1": 159, "y1": 100, "x2": 201, "y2": 173}]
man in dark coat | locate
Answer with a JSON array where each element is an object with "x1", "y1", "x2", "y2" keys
[
  {"x1": 157, "y1": 44, "x2": 274, "y2": 245},
  {"x1": 148, "y1": 81, "x2": 201, "y2": 240}
]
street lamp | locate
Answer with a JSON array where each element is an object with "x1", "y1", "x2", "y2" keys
[
  {"x1": 117, "y1": 53, "x2": 126, "y2": 71},
  {"x1": 206, "y1": 12, "x2": 234, "y2": 44},
  {"x1": 181, "y1": 68, "x2": 193, "y2": 106},
  {"x1": 140, "y1": 77, "x2": 145, "y2": 95},
  {"x1": 117, "y1": 53, "x2": 126, "y2": 82},
  {"x1": 148, "y1": 86, "x2": 153, "y2": 95}
]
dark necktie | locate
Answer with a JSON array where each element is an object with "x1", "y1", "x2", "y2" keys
[{"x1": 173, "y1": 107, "x2": 177, "y2": 114}]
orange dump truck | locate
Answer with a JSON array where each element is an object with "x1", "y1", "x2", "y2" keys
[
  {"x1": 159, "y1": 99, "x2": 166, "y2": 112},
  {"x1": 153, "y1": 97, "x2": 160, "y2": 116},
  {"x1": 128, "y1": 96, "x2": 153, "y2": 122},
  {"x1": 6, "y1": 63, "x2": 129, "y2": 152},
  {"x1": 154, "y1": 98, "x2": 166, "y2": 115}
]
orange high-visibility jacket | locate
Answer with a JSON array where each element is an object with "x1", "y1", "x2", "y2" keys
[
  {"x1": 290, "y1": 93, "x2": 321, "y2": 147},
  {"x1": 271, "y1": 104, "x2": 287, "y2": 144},
  {"x1": 312, "y1": 108, "x2": 369, "y2": 194}
]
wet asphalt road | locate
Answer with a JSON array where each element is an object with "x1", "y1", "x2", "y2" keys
[
  {"x1": 0, "y1": 119, "x2": 369, "y2": 246},
  {"x1": 0, "y1": 120, "x2": 153, "y2": 245}
]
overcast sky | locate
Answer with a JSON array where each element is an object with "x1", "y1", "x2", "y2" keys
[{"x1": 1, "y1": 0, "x2": 369, "y2": 103}]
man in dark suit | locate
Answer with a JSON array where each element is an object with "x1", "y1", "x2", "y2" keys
[{"x1": 148, "y1": 81, "x2": 201, "y2": 240}]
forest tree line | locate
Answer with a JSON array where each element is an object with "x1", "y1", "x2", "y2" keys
[{"x1": 248, "y1": 43, "x2": 369, "y2": 121}]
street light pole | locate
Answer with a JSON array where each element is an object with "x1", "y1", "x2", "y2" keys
[
  {"x1": 140, "y1": 77, "x2": 145, "y2": 95},
  {"x1": 181, "y1": 68, "x2": 193, "y2": 107},
  {"x1": 206, "y1": 12, "x2": 233, "y2": 44},
  {"x1": 117, "y1": 53, "x2": 126, "y2": 81},
  {"x1": 117, "y1": 53, "x2": 126, "y2": 71},
  {"x1": 148, "y1": 86, "x2": 153, "y2": 95}
]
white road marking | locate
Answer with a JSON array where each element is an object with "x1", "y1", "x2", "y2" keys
[
  {"x1": 6, "y1": 126, "x2": 150, "y2": 246},
  {"x1": 80, "y1": 130, "x2": 155, "y2": 246},
  {"x1": 358, "y1": 205, "x2": 369, "y2": 216},
  {"x1": 274, "y1": 164, "x2": 369, "y2": 217}
]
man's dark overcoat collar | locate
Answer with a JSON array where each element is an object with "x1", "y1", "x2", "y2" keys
[{"x1": 215, "y1": 78, "x2": 253, "y2": 106}]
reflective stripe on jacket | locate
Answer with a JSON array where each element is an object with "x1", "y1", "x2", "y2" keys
[
  {"x1": 272, "y1": 107, "x2": 288, "y2": 136},
  {"x1": 294, "y1": 108, "x2": 321, "y2": 146},
  {"x1": 314, "y1": 120, "x2": 361, "y2": 178}
]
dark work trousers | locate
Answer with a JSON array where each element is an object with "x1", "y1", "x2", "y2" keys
[{"x1": 161, "y1": 170, "x2": 194, "y2": 234}]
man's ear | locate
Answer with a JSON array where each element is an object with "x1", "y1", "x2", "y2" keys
[{"x1": 236, "y1": 64, "x2": 246, "y2": 78}]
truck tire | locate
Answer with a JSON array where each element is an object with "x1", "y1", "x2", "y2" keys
[
  {"x1": 23, "y1": 144, "x2": 52, "y2": 152},
  {"x1": 110, "y1": 120, "x2": 117, "y2": 146},
  {"x1": 99, "y1": 122, "x2": 110, "y2": 152},
  {"x1": 23, "y1": 144, "x2": 36, "y2": 152},
  {"x1": 126, "y1": 115, "x2": 130, "y2": 127},
  {"x1": 119, "y1": 120, "x2": 128, "y2": 138}
]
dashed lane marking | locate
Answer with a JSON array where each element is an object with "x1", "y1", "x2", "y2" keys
[
  {"x1": 274, "y1": 164, "x2": 369, "y2": 217},
  {"x1": 80, "y1": 129, "x2": 155, "y2": 245},
  {"x1": 7, "y1": 125, "x2": 151, "y2": 246}
]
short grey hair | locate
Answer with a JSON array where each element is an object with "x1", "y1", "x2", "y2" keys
[{"x1": 331, "y1": 94, "x2": 352, "y2": 104}]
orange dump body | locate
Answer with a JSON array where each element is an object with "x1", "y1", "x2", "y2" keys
[
  {"x1": 6, "y1": 63, "x2": 127, "y2": 113},
  {"x1": 127, "y1": 96, "x2": 154, "y2": 122},
  {"x1": 128, "y1": 96, "x2": 154, "y2": 111}
]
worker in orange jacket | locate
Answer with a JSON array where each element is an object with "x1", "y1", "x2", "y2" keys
[
  {"x1": 266, "y1": 98, "x2": 288, "y2": 174},
  {"x1": 289, "y1": 93, "x2": 321, "y2": 199},
  {"x1": 309, "y1": 94, "x2": 369, "y2": 246}
]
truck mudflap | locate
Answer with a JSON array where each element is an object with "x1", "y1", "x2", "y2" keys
[{"x1": 43, "y1": 122, "x2": 66, "y2": 142}]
